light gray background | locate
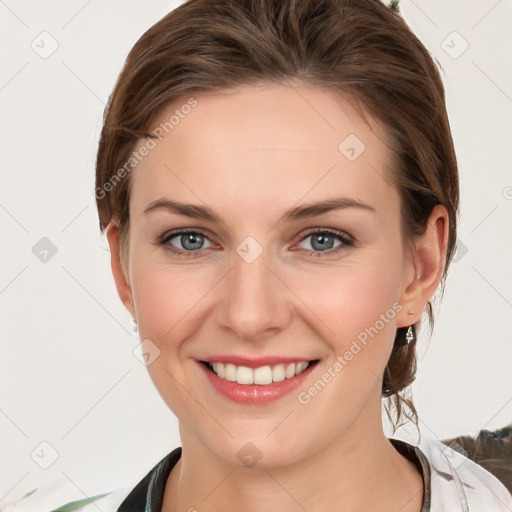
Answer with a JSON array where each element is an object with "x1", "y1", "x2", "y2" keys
[{"x1": 1, "y1": 0, "x2": 511, "y2": 508}]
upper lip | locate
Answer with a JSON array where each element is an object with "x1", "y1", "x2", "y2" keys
[{"x1": 198, "y1": 355, "x2": 318, "y2": 368}]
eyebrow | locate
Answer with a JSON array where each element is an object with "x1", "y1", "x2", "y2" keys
[{"x1": 143, "y1": 197, "x2": 376, "y2": 223}]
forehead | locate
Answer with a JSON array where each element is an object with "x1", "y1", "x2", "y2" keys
[{"x1": 130, "y1": 82, "x2": 397, "y2": 217}]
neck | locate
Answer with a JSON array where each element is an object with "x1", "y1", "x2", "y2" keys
[{"x1": 162, "y1": 397, "x2": 424, "y2": 512}]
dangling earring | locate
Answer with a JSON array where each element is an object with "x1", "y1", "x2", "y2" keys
[
  {"x1": 405, "y1": 325, "x2": 414, "y2": 345},
  {"x1": 131, "y1": 317, "x2": 138, "y2": 334}
]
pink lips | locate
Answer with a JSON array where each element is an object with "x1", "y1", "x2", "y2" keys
[{"x1": 197, "y1": 358, "x2": 319, "y2": 404}]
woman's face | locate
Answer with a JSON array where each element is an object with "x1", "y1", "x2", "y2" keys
[{"x1": 115, "y1": 82, "x2": 421, "y2": 467}]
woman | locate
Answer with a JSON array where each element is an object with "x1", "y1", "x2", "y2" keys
[{"x1": 59, "y1": 0, "x2": 512, "y2": 510}]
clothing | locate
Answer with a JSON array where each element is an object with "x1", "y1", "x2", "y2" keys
[
  {"x1": 112, "y1": 439, "x2": 430, "y2": 512},
  {"x1": 110, "y1": 438, "x2": 512, "y2": 511},
  {"x1": 5, "y1": 437, "x2": 512, "y2": 511},
  {"x1": 113, "y1": 438, "x2": 512, "y2": 512},
  {"x1": 114, "y1": 439, "x2": 432, "y2": 512}
]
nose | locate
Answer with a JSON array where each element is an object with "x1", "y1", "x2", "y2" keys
[{"x1": 216, "y1": 244, "x2": 292, "y2": 343}]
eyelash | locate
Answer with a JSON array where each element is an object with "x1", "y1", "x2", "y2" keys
[{"x1": 156, "y1": 228, "x2": 354, "y2": 259}]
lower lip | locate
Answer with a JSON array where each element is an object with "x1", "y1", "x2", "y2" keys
[{"x1": 197, "y1": 360, "x2": 319, "y2": 404}]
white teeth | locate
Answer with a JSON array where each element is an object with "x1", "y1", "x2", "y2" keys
[
  {"x1": 285, "y1": 363, "x2": 295, "y2": 379},
  {"x1": 296, "y1": 362, "x2": 309, "y2": 374},
  {"x1": 272, "y1": 364, "x2": 286, "y2": 382},
  {"x1": 254, "y1": 366, "x2": 273, "y2": 385},
  {"x1": 237, "y1": 365, "x2": 254, "y2": 384},
  {"x1": 207, "y1": 361, "x2": 312, "y2": 385},
  {"x1": 225, "y1": 363, "x2": 237, "y2": 382}
]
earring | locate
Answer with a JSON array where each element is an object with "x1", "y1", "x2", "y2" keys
[
  {"x1": 131, "y1": 318, "x2": 138, "y2": 334},
  {"x1": 405, "y1": 325, "x2": 414, "y2": 345}
]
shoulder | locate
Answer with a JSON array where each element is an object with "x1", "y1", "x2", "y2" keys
[{"x1": 418, "y1": 436, "x2": 512, "y2": 511}]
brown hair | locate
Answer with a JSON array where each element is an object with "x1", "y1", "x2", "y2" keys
[{"x1": 95, "y1": 0, "x2": 459, "y2": 434}]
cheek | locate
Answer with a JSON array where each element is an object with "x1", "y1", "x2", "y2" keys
[
  {"x1": 287, "y1": 249, "x2": 403, "y2": 334},
  {"x1": 129, "y1": 260, "x2": 216, "y2": 411},
  {"x1": 131, "y1": 262, "x2": 212, "y2": 345},
  {"x1": 280, "y1": 248, "x2": 404, "y2": 385},
  {"x1": 130, "y1": 235, "x2": 404, "y2": 356}
]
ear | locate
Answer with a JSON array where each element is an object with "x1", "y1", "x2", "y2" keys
[
  {"x1": 396, "y1": 204, "x2": 450, "y2": 327},
  {"x1": 106, "y1": 222, "x2": 136, "y2": 319}
]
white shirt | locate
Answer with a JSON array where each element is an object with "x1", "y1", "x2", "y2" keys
[{"x1": 418, "y1": 436, "x2": 512, "y2": 511}]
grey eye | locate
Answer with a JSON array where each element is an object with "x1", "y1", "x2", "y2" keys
[
  {"x1": 298, "y1": 232, "x2": 346, "y2": 253},
  {"x1": 164, "y1": 231, "x2": 213, "y2": 252},
  {"x1": 178, "y1": 233, "x2": 205, "y2": 250}
]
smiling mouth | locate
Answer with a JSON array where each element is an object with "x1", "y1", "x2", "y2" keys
[{"x1": 200, "y1": 360, "x2": 320, "y2": 385}]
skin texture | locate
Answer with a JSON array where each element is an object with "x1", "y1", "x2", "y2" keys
[{"x1": 107, "y1": 81, "x2": 449, "y2": 511}]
